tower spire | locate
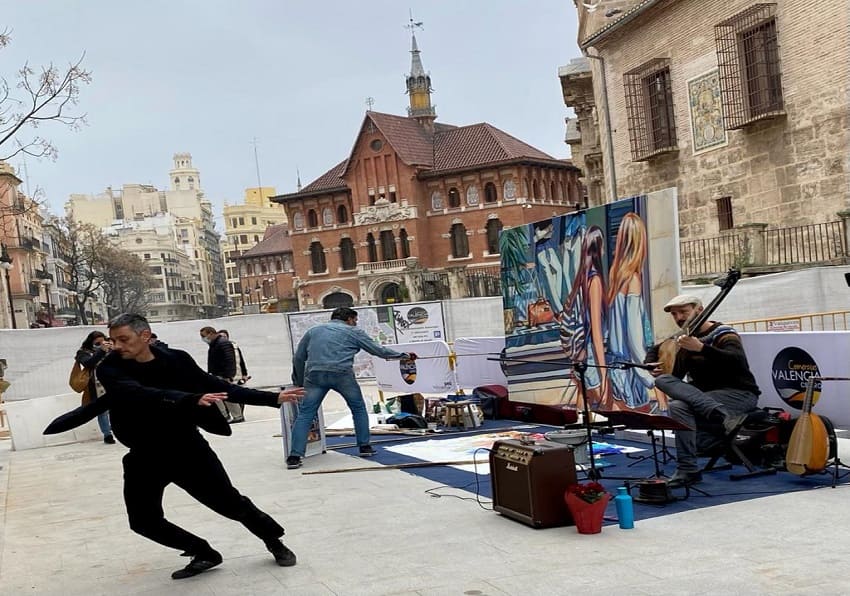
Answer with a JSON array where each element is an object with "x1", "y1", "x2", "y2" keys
[{"x1": 404, "y1": 13, "x2": 436, "y2": 131}]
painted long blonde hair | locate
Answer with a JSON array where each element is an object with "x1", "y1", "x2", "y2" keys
[{"x1": 606, "y1": 212, "x2": 647, "y2": 305}]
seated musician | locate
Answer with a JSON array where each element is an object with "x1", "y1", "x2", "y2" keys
[{"x1": 645, "y1": 294, "x2": 760, "y2": 486}]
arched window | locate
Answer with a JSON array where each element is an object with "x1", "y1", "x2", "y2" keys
[
  {"x1": 466, "y1": 186, "x2": 479, "y2": 206},
  {"x1": 283, "y1": 255, "x2": 293, "y2": 271},
  {"x1": 484, "y1": 182, "x2": 497, "y2": 203},
  {"x1": 309, "y1": 241, "x2": 326, "y2": 273},
  {"x1": 448, "y1": 187, "x2": 461, "y2": 208},
  {"x1": 532, "y1": 180, "x2": 540, "y2": 199},
  {"x1": 399, "y1": 228, "x2": 410, "y2": 258},
  {"x1": 380, "y1": 230, "x2": 397, "y2": 261},
  {"x1": 337, "y1": 204, "x2": 348, "y2": 223},
  {"x1": 366, "y1": 233, "x2": 377, "y2": 262},
  {"x1": 486, "y1": 219, "x2": 503, "y2": 255},
  {"x1": 307, "y1": 209, "x2": 318, "y2": 228},
  {"x1": 340, "y1": 238, "x2": 357, "y2": 270},
  {"x1": 522, "y1": 179, "x2": 529, "y2": 198},
  {"x1": 322, "y1": 207, "x2": 333, "y2": 226},
  {"x1": 560, "y1": 182, "x2": 568, "y2": 203},
  {"x1": 293, "y1": 212, "x2": 304, "y2": 230},
  {"x1": 503, "y1": 179, "x2": 516, "y2": 200},
  {"x1": 431, "y1": 191, "x2": 444, "y2": 211},
  {"x1": 550, "y1": 181, "x2": 557, "y2": 201},
  {"x1": 450, "y1": 223, "x2": 469, "y2": 258}
]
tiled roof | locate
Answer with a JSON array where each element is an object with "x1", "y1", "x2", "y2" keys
[
  {"x1": 432, "y1": 123, "x2": 556, "y2": 171},
  {"x1": 362, "y1": 111, "x2": 438, "y2": 167},
  {"x1": 239, "y1": 224, "x2": 291, "y2": 258},
  {"x1": 300, "y1": 160, "x2": 347, "y2": 193},
  {"x1": 284, "y1": 113, "x2": 569, "y2": 199}
]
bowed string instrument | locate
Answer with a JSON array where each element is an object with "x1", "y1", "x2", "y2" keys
[{"x1": 657, "y1": 268, "x2": 741, "y2": 375}]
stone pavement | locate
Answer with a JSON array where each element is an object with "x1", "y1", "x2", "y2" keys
[{"x1": 1, "y1": 408, "x2": 850, "y2": 595}]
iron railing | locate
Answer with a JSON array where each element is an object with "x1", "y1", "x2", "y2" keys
[
  {"x1": 762, "y1": 221, "x2": 845, "y2": 265},
  {"x1": 680, "y1": 220, "x2": 848, "y2": 279},
  {"x1": 680, "y1": 233, "x2": 748, "y2": 278}
]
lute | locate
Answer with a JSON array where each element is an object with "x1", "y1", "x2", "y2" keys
[
  {"x1": 657, "y1": 268, "x2": 741, "y2": 374},
  {"x1": 786, "y1": 375, "x2": 829, "y2": 475}
]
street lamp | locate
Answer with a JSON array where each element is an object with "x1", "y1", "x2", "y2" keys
[
  {"x1": 39, "y1": 278, "x2": 53, "y2": 327},
  {"x1": 0, "y1": 244, "x2": 15, "y2": 329}
]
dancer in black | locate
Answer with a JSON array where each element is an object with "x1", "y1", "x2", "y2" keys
[{"x1": 45, "y1": 313, "x2": 304, "y2": 580}]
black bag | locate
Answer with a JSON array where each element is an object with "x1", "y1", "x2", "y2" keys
[{"x1": 387, "y1": 412, "x2": 428, "y2": 429}]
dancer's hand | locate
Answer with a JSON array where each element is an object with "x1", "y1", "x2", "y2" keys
[
  {"x1": 278, "y1": 387, "x2": 305, "y2": 403},
  {"x1": 198, "y1": 392, "x2": 228, "y2": 406},
  {"x1": 645, "y1": 362, "x2": 663, "y2": 377}
]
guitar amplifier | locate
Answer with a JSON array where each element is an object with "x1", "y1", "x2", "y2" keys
[{"x1": 490, "y1": 439, "x2": 577, "y2": 528}]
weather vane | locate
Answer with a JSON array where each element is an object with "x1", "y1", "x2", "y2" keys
[
  {"x1": 405, "y1": 9, "x2": 423, "y2": 32},
  {"x1": 365, "y1": 96, "x2": 375, "y2": 110}
]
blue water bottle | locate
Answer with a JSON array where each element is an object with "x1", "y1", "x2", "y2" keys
[{"x1": 614, "y1": 486, "x2": 634, "y2": 529}]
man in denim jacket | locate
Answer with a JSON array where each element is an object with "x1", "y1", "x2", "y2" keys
[{"x1": 287, "y1": 307, "x2": 416, "y2": 469}]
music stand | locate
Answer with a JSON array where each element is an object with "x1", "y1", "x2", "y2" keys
[{"x1": 599, "y1": 411, "x2": 692, "y2": 479}]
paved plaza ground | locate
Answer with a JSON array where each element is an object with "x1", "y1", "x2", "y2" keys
[{"x1": 1, "y1": 395, "x2": 850, "y2": 595}]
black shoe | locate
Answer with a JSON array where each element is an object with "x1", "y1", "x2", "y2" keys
[
  {"x1": 171, "y1": 550, "x2": 223, "y2": 580},
  {"x1": 103, "y1": 435, "x2": 115, "y2": 444},
  {"x1": 359, "y1": 445, "x2": 377, "y2": 457},
  {"x1": 668, "y1": 469, "x2": 703, "y2": 487},
  {"x1": 286, "y1": 456, "x2": 302, "y2": 469},
  {"x1": 266, "y1": 539, "x2": 297, "y2": 567},
  {"x1": 723, "y1": 413, "x2": 747, "y2": 437}
]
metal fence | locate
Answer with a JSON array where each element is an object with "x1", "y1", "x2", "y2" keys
[
  {"x1": 730, "y1": 310, "x2": 850, "y2": 332},
  {"x1": 680, "y1": 233, "x2": 748, "y2": 278},
  {"x1": 463, "y1": 266, "x2": 502, "y2": 298},
  {"x1": 762, "y1": 221, "x2": 846, "y2": 265},
  {"x1": 681, "y1": 220, "x2": 848, "y2": 279}
]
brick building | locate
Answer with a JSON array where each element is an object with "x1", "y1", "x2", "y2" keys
[
  {"x1": 272, "y1": 33, "x2": 581, "y2": 309},
  {"x1": 562, "y1": 1, "x2": 850, "y2": 280},
  {"x1": 235, "y1": 223, "x2": 297, "y2": 314}
]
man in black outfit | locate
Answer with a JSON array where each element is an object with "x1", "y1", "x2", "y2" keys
[
  {"x1": 645, "y1": 294, "x2": 760, "y2": 487},
  {"x1": 45, "y1": 313, "x2": 305, "y2": 580},
  {"x1": 200, "y1": 325, "x2": 244, "y2": 423}
]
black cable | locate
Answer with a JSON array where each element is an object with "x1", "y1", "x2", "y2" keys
[{"x1": 423, "y1": 447, "x2": 493, "y2": 510}]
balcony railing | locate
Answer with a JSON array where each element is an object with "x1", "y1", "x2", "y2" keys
[{"x1": 359, "y1": 258, "x2": 409, "y2": 273}]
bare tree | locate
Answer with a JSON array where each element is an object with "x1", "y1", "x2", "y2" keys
[
  {"x1": 97, "y1": 246, "x2": 154, "y2": 317},
  {"x1": 0, "y1": 29, "x2": 91, "y2": 162},
  {"x1": 52, "y1": 214, "x2": 109, "y2": 325}
]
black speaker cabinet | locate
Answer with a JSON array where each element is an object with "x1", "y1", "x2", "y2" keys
[{"x1": 490, "y1": 439, "x2": 577, "y2": 528}]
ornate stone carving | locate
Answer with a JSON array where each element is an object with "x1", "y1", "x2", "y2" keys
[{"x1": 354, "y1": 197, "x2": 416, "y2": 225}]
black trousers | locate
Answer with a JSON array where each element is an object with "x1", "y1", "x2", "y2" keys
[{"x1": 122, "y1": 440, "x2": 283, "y2": 554}]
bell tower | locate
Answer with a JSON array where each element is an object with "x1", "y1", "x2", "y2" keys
[{"x1": 405, "y1": 18, "x2": 436, "y2": 131}]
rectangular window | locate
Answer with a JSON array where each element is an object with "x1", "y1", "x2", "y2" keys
[
  {"x1": 240, "y1": 234, "x2": 248, "y2": 244},
  {"x1": 251, "y1": 217, "x2": 257, "y2": 225},
  {"x1": 623, "y1": 59, "x2": 677, "y2": 161},
  {"x1": 716, "y1": 196, "x2": 734, "y2": 231},
  {"x1": 715, "y1": 4, "x2": 784, "y2": 129},
  {"x1": 238, "y1": 217, "x2": 245, "y2": 225}
]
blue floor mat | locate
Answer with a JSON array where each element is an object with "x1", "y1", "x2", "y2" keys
[{"x1": 330, "y1": 422, "x2": 850, "y2": 523}]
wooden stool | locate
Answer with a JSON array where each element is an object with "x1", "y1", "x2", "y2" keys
[{"x1": 444, "y1": 400, "x2": 478, "y2": 429}]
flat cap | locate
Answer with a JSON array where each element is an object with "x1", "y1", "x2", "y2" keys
[{"x1": 663, "y1": 294, "x2": 703, "y2": 312}]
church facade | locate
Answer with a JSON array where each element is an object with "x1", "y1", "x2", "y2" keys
[{"x1": 272, "y1": 34, "x2": 581, "y2": 309}]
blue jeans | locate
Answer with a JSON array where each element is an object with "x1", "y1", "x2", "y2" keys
[
  {"x1": 97, "y1": 411, "x2": 112, "y2": 437},
  {"x1": 290, "y1": 370, "x2": 369, "y2": 457}
]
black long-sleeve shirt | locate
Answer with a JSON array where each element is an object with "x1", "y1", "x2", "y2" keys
[
  {"x1": 89, "y1": 345, "x2": 279, "y2": 450},
  {"x1": 645, "y1": 322, "x2": 760, "y2": 395}
]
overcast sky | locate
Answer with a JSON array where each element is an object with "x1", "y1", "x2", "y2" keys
[{"x1": 3, "y1": 1, "x2": 581, "y2": 226}]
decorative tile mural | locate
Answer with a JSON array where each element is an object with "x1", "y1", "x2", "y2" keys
[{"x1": 688, "y1": 68, "x2": 727, "y2": 154}]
